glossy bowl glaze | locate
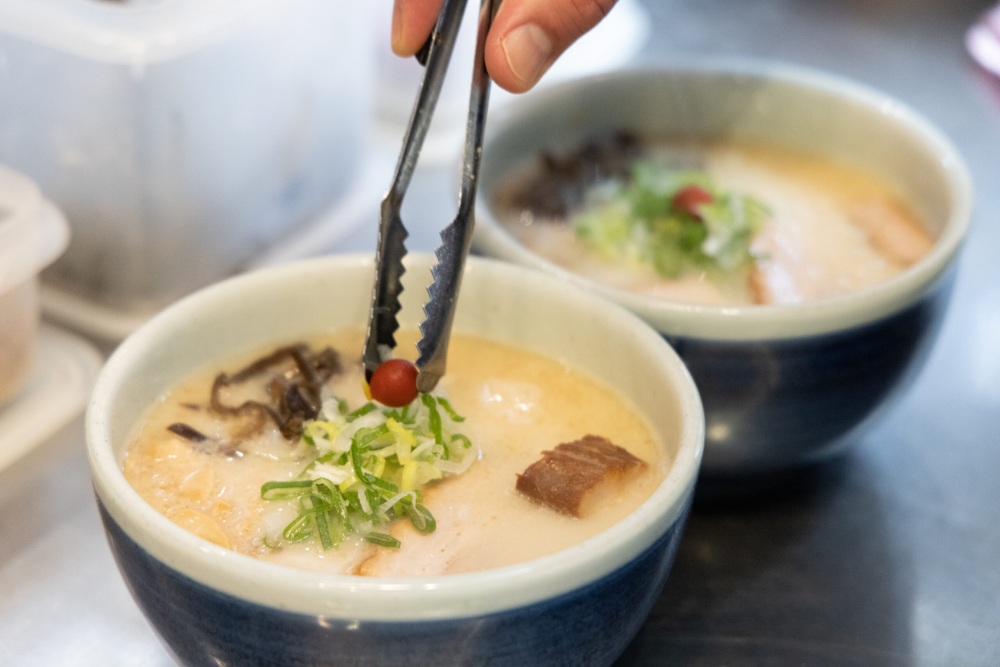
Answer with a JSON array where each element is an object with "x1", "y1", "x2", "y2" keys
[
  {"x1": 472, "y1": 61, "x2": 972, "y2": 480},
  {"x1": 86, "y1": 253, "x2": 704, "y2": 666}
]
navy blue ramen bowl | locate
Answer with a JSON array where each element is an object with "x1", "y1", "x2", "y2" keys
[
  {"x1": 86, "y1": 254, "x2": 704, "y2": 666},
  {"x1": 472, "y1": 61, "x2": 971, "y2": 479}
]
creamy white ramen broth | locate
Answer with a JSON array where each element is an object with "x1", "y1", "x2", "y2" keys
[
  {"x1": 123, "y1": 330, "x2": 667, "y2": 576},
  {"x1": 492, "y1": 136, "x2": 934, "y2": 305}
]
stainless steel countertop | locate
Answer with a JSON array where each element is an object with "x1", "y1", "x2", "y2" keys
[{"x1": 2, "y1": 1, "x2": 998, "y2": 664}]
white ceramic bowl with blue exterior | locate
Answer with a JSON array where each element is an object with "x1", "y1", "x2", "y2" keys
[
  {"x1": 86, "y1": 253, "x2": 704, "y2": 666},
  {"x1": 472, "y1": 60, "x2": 972, "y2": 482}
]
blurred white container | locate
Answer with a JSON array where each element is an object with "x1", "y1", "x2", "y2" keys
[
  {"x1": 0, "y1": 0, "x2": 374, "y2": 337},
  {"x1": 0, "y1": 164, "x2": 70, "y2": 407}
]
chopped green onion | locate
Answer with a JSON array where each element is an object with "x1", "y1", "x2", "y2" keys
[
  {"x1": 313, "y1": 506, "x2": 334, "y2": 549},
  {"x1": 420, "y1": 394, "x2": 444, "y2": 444},
  {"x1": 261, "y1": 480, "x2": 313, "y2": 500},
  {"x1": 282, "y1": 512, "x2": 314, "y2": 543},
  {"x1": 403, "y1": 501, "x2": 437, "y2": 533},
  {"x1": 368, "y1": 475, "x2": 398, "y2": 495},
  {"x1": 436, "y1": 397, "x2": 465, "y2": 423},
  {"x1": 571, "y1": 160, "x2": 769, "y2": 281},
  {"x1": 364, "y1": 532, "x2": 402, "y2": 548},
  {"x1": 346, "y1": 402, "x2": 378, "y2": 422},
  {"x1": 261, "y1": 387, "x2": 477, "y2": 552}
]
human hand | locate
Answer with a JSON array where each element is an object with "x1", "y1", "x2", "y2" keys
[{"x1": 391, "y1": 0, "x2": 617, "y2": 93}]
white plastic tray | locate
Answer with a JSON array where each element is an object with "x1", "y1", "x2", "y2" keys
[{"x1": 0, "y1": 326, "x2": 103, "y2": 507}]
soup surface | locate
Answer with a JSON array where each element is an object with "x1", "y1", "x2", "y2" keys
[
  {"x1": 492, "y1": 136, "x2": 934, "y2": 305},
  {"x1": 123, "y1": 330, "x2": 666, "y2": 576}
]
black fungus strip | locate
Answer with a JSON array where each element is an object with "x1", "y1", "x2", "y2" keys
[
  {"x1": 166, "y1": 422, "x2": 245, "y2": 459},
  {"x1": 167, "y1": 422, "x2": 208, "y2": 442},
  {"x1": 500, "y1": 131, "x2": 645, "y2": 219},
  {"x1": 210, "y1": 344, "x2": 342, "y2": 440}
]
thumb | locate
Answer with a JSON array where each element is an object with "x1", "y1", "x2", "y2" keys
[{"x1": 485, "y1": 0, "x2": 617, "y2": 93}]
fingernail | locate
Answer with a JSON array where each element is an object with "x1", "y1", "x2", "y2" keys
[
  {"x1": 391, "y1": 1, "x2": 405, "y2": 53},
  {"x1": 501, "y1": 23, "x2": 553, "y2": 86}
]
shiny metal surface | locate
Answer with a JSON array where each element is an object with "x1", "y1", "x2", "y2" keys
[
  {"x1": 1, "y1": 1, "x2": 998, "y2": 664},
  {"x1": 365, "y1": 0, "x2": 467, "y2": 383},
  {"x1": 414, "y1": 0, "x2": 497, "y2": 391},
  {"x1": 365, "y1": 0, "x2": 496, "y2": 393}
]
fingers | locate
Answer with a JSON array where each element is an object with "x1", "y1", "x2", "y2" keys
[
  {"x1": 486, "y1": 0, "x2": 617, "y2": 93},
  {"x1": 392, "y1": 0, "x2": 617, "y2": 92},
  {"x1": 392, "y1": 0, "x2": 444, "y2": 56}
]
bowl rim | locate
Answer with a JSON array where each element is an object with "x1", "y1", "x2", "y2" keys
[
  {"x1": 86, "y1": 252, "x2": 704, "y2": 621},
  {"x1": 473, "y1": 58, "x2": 973, "y2": 341}
]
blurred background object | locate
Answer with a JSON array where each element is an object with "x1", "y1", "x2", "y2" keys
[
  {"x1": 967, "y1": 2, "x2": 1000, "y2": 78},
  {"x1": 0, "y1": 0, "x2": 374, "y2": 340},
  {"x1": 0, "y1": 164, "x2": 69, "y2": 407}
]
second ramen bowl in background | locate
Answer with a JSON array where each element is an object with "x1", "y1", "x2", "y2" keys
[{"x1": 473, "y1": 61, "x2": 972, "y2": 481}]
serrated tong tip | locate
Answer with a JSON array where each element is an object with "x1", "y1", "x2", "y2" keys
[{"x1": 364, "y1": 0, "x2": 498, "y2": 391}]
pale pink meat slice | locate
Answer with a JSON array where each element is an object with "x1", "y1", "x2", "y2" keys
[{"x1": 849, "y1": 198, "x2": 934, "y2": 267}]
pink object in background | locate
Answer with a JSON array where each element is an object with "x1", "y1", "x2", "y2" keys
[{"x1": 967, "y1": 4, "x2": 1000, "y2": 77}]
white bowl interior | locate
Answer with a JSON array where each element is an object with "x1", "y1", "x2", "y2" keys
[
  {"x1": 87, "y1": 253, "x2": 704, "y2": 620},
  {"x1": 474, "y1": 61, "x2": 972, "y2": 340}
]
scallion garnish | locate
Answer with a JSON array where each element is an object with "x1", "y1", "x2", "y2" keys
[
  {"x1": 572, "y1": 159, "x2": 770, "y2": 280},
  {"x1": 261, "y1": 391, "x2": 478, "y2": 551},
  {"x1": 364, "y1": 532, "x2": 402, "y2": 548},
  {"x1": 261, "y1": 479, "x2": 314, "y2": 500}
]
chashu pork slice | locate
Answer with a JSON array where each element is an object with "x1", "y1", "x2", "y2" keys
[{"x1": 516, "y1": 435, "x2": 647, "y2": 518}]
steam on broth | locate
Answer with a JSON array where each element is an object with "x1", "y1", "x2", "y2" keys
[
  {"x1": 123, "y1": 330, "x2": 667, "y2": 576},
  {"x1": 491, "y1": 134, "x2": 934, "y2": 305}
]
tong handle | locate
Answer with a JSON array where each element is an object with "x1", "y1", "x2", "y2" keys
[
  {"x1": 386, "y1": 0, "x2": 469, "y2": 209},
  {"x1": 415, "y1": 0, "x2": 499, "y2": 392},
  {"x1": 364, "y1": 0, "x2": 470, "y2": 379}
]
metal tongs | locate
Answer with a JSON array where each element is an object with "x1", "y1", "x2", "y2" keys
[{"x1": 364, "y1": 0, "x2": 499, "y2": 393}]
